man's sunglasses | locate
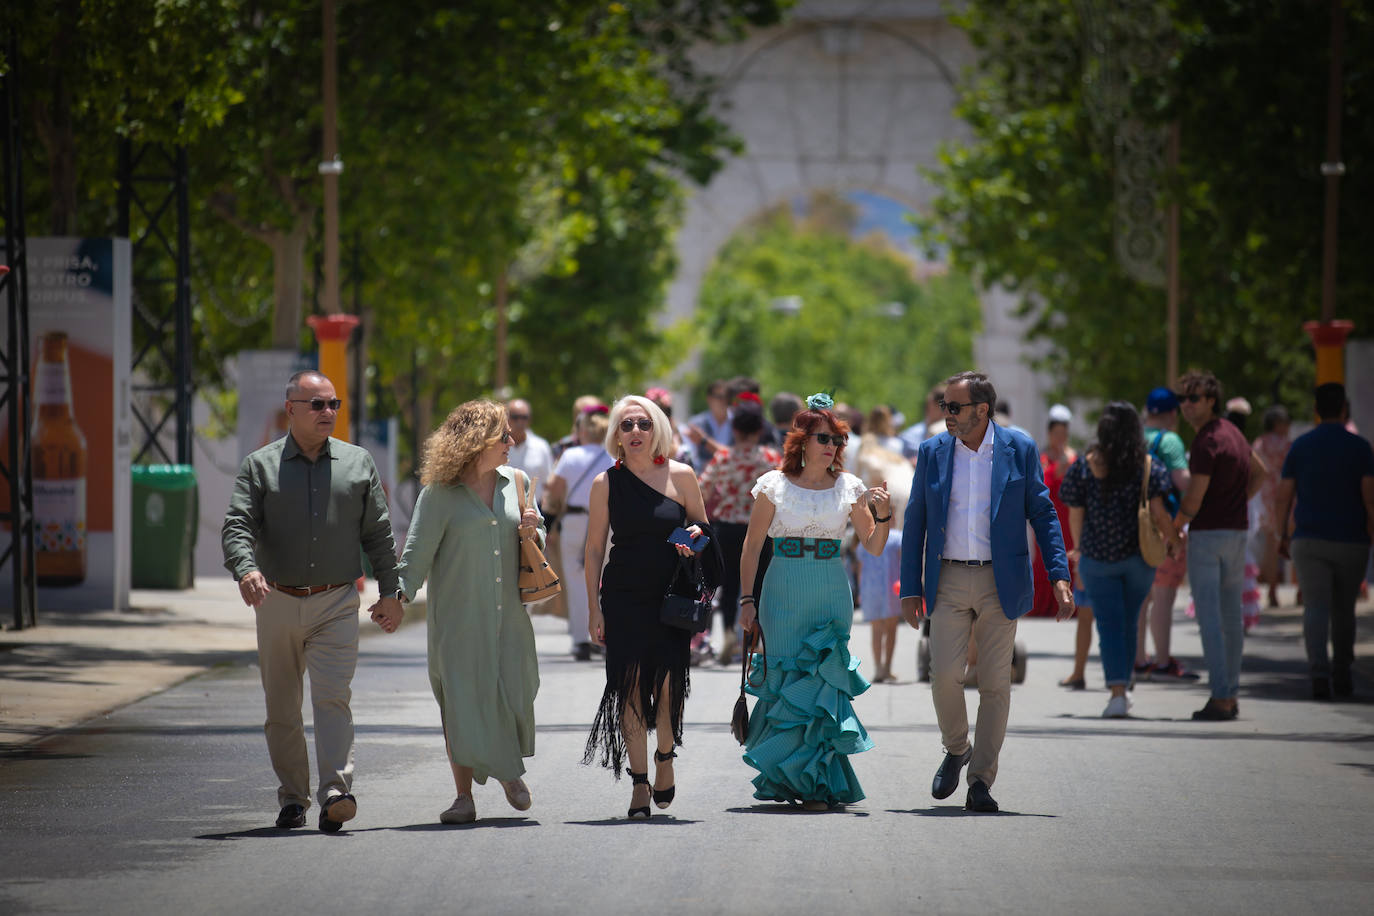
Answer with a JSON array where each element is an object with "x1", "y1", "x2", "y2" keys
[
  {"x1": 938, "y1": 399, "x2": 981, "y2": 416},
  {"x1": 619, "y1": 418, "x2": 654, "y2": 432},
  {"x1": 812, "y1": 432, "x2": 847, "y2": 446},
  {"x1": 290, "y1": 398, "x2": 342, "y2": 412},
  {"x1": 1175, "y1": 393, "x2": 1206, "y2": 403}
]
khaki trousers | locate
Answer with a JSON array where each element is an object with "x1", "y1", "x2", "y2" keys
[
  {"x1": 929, "y1": 563, "x2": 1018, "y2": 788},
  {"x1": 255, "y1": 584, "x2": 360, "y2": 809}
]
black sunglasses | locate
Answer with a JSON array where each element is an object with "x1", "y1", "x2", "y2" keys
[
  {"x1": 1175, "y1": 393, "x2": 1206, "y2": 403},
  {"x1": 938, "y1": 399, "x2": 981, "y2": 416},
  {"x1": 290, "y1": 398, "x2": 342, "y2": 412},
  {"x1": 619, "y1": 418, "x2": 654, "y2": 433},
  {"x1": 812, "y1": 432, "x2": 847, "y2": 446}
]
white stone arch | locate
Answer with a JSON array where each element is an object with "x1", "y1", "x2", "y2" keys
[{"x1": 668, "y1": 2, "x2": 1054, "y2": 435}]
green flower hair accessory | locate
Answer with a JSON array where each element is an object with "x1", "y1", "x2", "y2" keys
[{"x1": 806, "y1": 389, "x2": 836, "y2": 411}]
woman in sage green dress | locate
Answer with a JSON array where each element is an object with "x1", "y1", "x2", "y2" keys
[{"x1": 396, "y1": 399, "x2": 544, "y2": 825}]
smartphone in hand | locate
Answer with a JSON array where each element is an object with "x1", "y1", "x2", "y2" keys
[{"x1": 667, "y1": 526, "x2": 710, "y2": 552}]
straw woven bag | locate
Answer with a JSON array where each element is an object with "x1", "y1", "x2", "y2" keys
[{"x1": 516, "y1": 472, "x2": 561, "y2": 604}]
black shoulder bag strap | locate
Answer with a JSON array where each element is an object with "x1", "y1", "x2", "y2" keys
[{"x1": 565, "y1": 451, "x2": 606, "y2": 509}]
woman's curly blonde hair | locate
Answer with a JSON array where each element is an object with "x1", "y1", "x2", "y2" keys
[{"x1": 421, "y1": 399, "x2": 507, "y2": 486}]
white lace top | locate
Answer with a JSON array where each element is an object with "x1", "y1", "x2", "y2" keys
[{"x1": 751, "y1": 470, "x2": 867, "y2": 539}]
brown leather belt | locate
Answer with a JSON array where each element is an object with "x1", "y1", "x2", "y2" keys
[{"x1": 271, "y1": 582, "x2": 350, "y2": 597}]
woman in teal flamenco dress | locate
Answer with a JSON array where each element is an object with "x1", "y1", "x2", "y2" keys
[{"x1": 738, "y1": 392, "x2": 893, "y2": 810}]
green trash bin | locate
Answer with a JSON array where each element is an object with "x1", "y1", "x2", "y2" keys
[{"x1": 131, "y1": 464, "x2": 198, "y2": 589}]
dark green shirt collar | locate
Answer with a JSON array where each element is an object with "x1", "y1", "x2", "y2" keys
[{"x1": 282, "y1": 432, "x2": 335, "y2": 462}]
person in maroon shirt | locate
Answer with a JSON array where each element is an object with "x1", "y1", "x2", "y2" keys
[{"x1": 1173, "y1": 369, "x2": 1268, "y2": 721}]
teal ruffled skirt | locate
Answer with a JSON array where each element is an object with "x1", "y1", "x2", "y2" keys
[{"x1": 743, "y1": 550, "x2": 872, "y2": 805}]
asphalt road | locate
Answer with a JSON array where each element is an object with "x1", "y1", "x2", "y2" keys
[{"x1": 2, "y1": 608, "x2": 1371, "y2": 916}]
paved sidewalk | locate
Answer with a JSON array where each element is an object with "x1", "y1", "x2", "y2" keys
[{"x1": 0, "y1": 578, "x2": 427, "y2": 754}]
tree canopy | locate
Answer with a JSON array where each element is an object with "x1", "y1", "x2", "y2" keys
[
  {"x1": 4, "y1": 0, "x2": 788, "y2": 458},
  {"x1": 692, "y1": 192, "x2": 981, "y2": 416},
  {"x1": 921, "y1": 0, "x2": 1372, "y2": 416}
]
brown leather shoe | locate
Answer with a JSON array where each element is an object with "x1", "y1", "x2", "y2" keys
[{"x1": 1191, "y1": 699, "x2": 1237, "y2": 721}]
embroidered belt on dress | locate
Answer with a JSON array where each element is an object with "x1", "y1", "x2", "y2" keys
[
  {"x1": 940, "y1": 558, "x2": 993, "y2": 567},
  {"x1": 271, "y1": 582, "x2": 351, "y2": 597},
  {"x1": 773, "y1": 537, "x2": 842, "y2": 559}
]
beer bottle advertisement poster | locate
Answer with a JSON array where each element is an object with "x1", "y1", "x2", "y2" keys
[{"x1": 1, "y1": 237, "x2": 132, "y2": 611}]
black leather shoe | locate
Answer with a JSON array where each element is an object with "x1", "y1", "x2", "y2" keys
[
  {"x1": 1333, "y1": 670, "x2": 1353, "y2": 698},
  {"x1": 965, "y1": 780, "x2": 998, "y2": 813},
  {"x1": 1312, "y1": 678, "x2": 1332, "y2": 700},
  {"x1": 931, "y1": 747, "x2": 973, "y2": 800},
  {"x1": 319, "y1": 793, "x2": 357, "y2": 833},
  {"x1": 1191, "y1": 699, "x2": 1236, "y2": 721},
  {"x1": 275, "y1": 804, "x2": 306, "y2": 829}
]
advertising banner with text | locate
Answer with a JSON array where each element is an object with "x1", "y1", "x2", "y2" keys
[{"x1": 2, "y1": 237, "x2": 132, "y2": 611}]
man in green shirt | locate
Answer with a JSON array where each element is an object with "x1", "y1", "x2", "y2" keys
[
  {"x1": 1136, "y1": 386, "x2": 1198, "y2": 680},
  {"x1": 222, "y1": 370, "x2": 402, "y2": 833}
]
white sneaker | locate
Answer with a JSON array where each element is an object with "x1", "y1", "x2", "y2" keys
[{"x1": 1102, "y1": 695, "x2": 1130, "y2": 718}]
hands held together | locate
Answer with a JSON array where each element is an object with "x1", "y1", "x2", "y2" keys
[{"x1": 369, "y1": 594, "x2": 405, "y2": 633}]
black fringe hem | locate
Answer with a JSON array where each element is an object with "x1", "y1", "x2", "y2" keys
[{"x1": 582, "y1": 660, "x2": 690, "y2": 778}]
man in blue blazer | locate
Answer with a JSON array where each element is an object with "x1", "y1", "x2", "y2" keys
[{"x1": 900, "y1": 371, "x2": 1074, "y2": 812}]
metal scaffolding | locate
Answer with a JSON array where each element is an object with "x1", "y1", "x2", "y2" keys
[
  {"x1": 1, "y1": 31, "x2": 37, "y2": 629},
  {"x1": 117, "y1": 140, "x2": 193, "y2": 466}
]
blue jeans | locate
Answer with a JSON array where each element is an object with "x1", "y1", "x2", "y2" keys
[
  {"x1": 1078, "y1": 553, "x2": 1156, "y2": 687},
  {"x1": 1187, "y1": 529, "x2": 1248, "y2": 699}
]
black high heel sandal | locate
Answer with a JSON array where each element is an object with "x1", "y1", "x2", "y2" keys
[
  {"x1": 626, "y1": 769, "x2": 651, "y2": 820},
  {"x1": 653, "y1": 749, "x2": 676, "y2": 809}
]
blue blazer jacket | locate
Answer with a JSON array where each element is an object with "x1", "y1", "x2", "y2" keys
[{"x1": 898, "y1": 422, "x2": 1070, "y2": 620}]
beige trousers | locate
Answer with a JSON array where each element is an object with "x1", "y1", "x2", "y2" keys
[
  {"x1": 255, "y1": 584, "x2": 360, "y2": 808},
  {"x1": 929, "y1": 563, "x2": 1018, "y2": 788}
]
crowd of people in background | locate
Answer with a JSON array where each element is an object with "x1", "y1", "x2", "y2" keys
[{"x1": 503, "y1": 371, "x2": 1373, "y2": 724}]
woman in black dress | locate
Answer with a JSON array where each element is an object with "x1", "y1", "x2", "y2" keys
[{"x1": 583, "y1": 395, "x2": 710, "y2": 818}]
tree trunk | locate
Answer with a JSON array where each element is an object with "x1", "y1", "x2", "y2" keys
[
  {"x1": 269, "y1": 218, "x2": 310, "y2": 349},
  {"x1": 494, "y1": 267, "x2": 509, "y2": 396},
  {"x1": 40, "y1": 0, "x2": 81, "y2": 235}
]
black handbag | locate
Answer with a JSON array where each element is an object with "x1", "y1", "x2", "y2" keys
[
  {"x1": 730, "y1": 624, "x2": 767, "y2": 745},
  {"x1": 659, "y1": 552, "x2": 713, "y2": 632}
]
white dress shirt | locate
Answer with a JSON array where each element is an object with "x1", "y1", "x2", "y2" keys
[
  {"x1": 551, "y1": 445, "x2": 614, "y2": 509},
  {"x1": 944, "y1": 432, "x2": 994, "y2": 561},
  {"x1": 507, "y1": 431, "x2": 554, "y2": 503}
]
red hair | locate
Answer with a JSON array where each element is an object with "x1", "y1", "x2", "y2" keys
[{"x1": 779, "y1": 408, "x2": 849, "y2": 477}]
